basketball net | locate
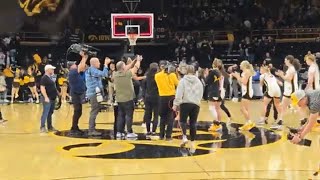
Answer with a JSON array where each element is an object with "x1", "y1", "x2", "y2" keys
[{"x1": 128, "y1": 34, "x2": 138, "y2": 46}]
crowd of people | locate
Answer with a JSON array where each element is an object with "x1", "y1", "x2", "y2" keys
[
  {"x1": 170, "y1": 30, "x2": 276, "y2": 68},
  {"x1": 1, "y1": 49, "x2": 319, "y2": 150},
  {"x1": 169, "y1": 0, "x2": 320, "y2": 30}
]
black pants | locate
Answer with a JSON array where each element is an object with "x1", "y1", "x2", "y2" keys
[
  {"x1": 117, "y1": 100, "x2": 134, "y2": 134},
  {"x1": 143, "y1": 97, "x2": 159, "y2": 133},
  {"x1": 159, "y1": 96, "x2": 174, "y2": 139},
  {"x1": 113, "y1": 105, "x2": 118, "y2": 139},
  {"x1": 221, "y1": 99, "x2": 231, "y2": 118},
  {"x1": 179, "y1": 103, "x2": 200, "y2": 141},
  {"x1": 266, "y1": 99, "x2": 278, "y2": 120},
  {"x1": 71, "y1": 93, "x2": 85, "y2": 131}
]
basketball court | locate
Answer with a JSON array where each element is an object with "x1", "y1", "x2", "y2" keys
[
  {"x1": 0, "y1": 0, "x2": 319, "y2": 180},
  {"x1": 0, "y1": 100, "x2": 319, "y2": 179}
]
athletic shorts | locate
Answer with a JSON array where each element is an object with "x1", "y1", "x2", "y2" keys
[
  {"x1": 28, "y1": 82, "x2": 36, "y2": 87},
  {"x1": 208, "y1": 96, "x2": 222, "y2": 102},
  {"x1": 12, "y1": 82, "x2": 20, "y2": 88}
]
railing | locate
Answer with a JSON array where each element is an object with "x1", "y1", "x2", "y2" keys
[
  {"x1": 18, "y1": 27, "x2": 320, "y2": 45},
  {"x1": 173, "y1": 28, "x2": 320, "y2": 42}
]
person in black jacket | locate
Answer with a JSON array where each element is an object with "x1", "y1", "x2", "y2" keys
[{"x1": 143, "y1": 63, "x2": 160, "y2": 136}]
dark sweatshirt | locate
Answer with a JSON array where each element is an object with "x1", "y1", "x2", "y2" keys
[{"x1": 145, "y1": 69, "x2": 159, "y2": 101}]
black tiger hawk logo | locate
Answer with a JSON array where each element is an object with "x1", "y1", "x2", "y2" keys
[{"x1": 19, "y1": 0, "x2": 61, "y2": 16}]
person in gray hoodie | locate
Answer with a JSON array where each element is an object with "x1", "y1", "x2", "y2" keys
[{"x1": 173, "y1": 65, "x2": 204, "y2": 150}]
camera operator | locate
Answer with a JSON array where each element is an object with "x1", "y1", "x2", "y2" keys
[
  {"x1": 68, "y1": 51, "x2": 87, "y2": 135},
  {"x1": 85, "y1": 57, "x2": 111, "y2": 136},
  {"x1": 155, "y1": 61, "x2": 179, "y2": 140},
  {"x1": 113, "y1": 55, "x2": 141, "y2": 138},
  {"x1": 290, "y1": 90, "x2": 320, "y2": 144}
]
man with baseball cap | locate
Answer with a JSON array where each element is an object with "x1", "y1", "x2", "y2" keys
[
  {"x1": 290, "y1": 90, "x2": 320, "y2": 144},
  {"x1": 40, "y1": 64, "x2": 59, "y2": 133}
]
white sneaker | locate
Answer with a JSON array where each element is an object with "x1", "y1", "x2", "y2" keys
[
  {"x1": 180, "y1": 135, "x2": 188, "y2": 147},
  {"x1": 270, "y1": 124, "x2": 282, "y2": 131},
  {"x1": 257, "y1": 118, "x2": 267, "y2": 126},
  {"x1": 189, "y1": 141, "x2": 196, "y2": 154},
  {"x1": 116, "y1": 132, "x2": 124, "y2": 138},
  {"x1": 126, "y1": 133, "x2": 138, "y2": 138},
  {"x1": 232, "y1": 98, "x2": 238, "y2": 102}
]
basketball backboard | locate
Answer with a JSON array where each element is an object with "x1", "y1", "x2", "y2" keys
[{"x1": 111, "y1": 13, "x2": 154, "y2": 39}]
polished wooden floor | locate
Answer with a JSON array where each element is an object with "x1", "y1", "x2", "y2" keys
[{"x1": 0, "y1": 100, "x2": 319, "y2": 180}]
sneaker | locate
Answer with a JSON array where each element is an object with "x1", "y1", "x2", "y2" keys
[
  {"x1": 48, "y1": 127, "x2": 58, "y2": 133},
  {"x1": 4, "y1": 99, "x2": 9, "y2": 103},
  {"x1": 208, "y1": 121, "x2": 222, "y2": 132},
  {"x1": 0, "y1": 119, "x2": 7, "y2": 124},
  {"x1": 88, "y1": 130, "x2": 102, "y2": 136},
  {"x1": 151, "y1": 132, "x2": 157, "y2": 136},
  {"x1": 270, "y1": 120, "x2": 283, "y2": 130},
  {"x1": 180, "y1": 135, "x2": 188, "y2": 147},
  {"x1": 257, "y1": 118, "x2": 267, "y2": 126},
  {"x1": 189, "y1": 141, "x2": 196, "y2": 154},
  {"x1": 239, "y1": 121, "x2": 255, "y2": 131},
  {"x1": 40, "y1": 127, "x2": 47, "y2": 133},
  {"x1": 270, "y1": 124, "x2": 282, "y2": 131},
  {"x1": 126, "y1": 133, "x2": 138, "y2": 138},
  {"x1": 232, "y1": 98, "x2": 238, "y2": 102},
  {"x1": 29, "y1": 98, "x2": 34, "y2": 103},
  {"x1": 146, "y1": 132, "x2": 152, "y2": 136},
  {"x1": 116, "y1": 132, "x2": 124, "y2": 138},
  {"x1": 69, "y1": 129, "x2": 84, "y2": 136}
]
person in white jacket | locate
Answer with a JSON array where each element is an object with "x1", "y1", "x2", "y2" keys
[{"x1": 173, "y1": 65, "x2": 204, "y2": 151}]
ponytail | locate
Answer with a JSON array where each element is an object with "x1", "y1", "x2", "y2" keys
[
  {"x1": 292, "y1": 58, "x2": 301, "y2": 71},
  {"x1": 249, "y1": 64, "x2": 255, "y2": 76}
]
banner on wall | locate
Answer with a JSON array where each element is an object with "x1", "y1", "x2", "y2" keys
[{"x1": 85, "y1": 34, "x2": 112, "y2": 42}]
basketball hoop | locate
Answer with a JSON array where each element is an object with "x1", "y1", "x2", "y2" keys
[{"x1": 128, "y1": 34, "x2": 138, "y2": 46}]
